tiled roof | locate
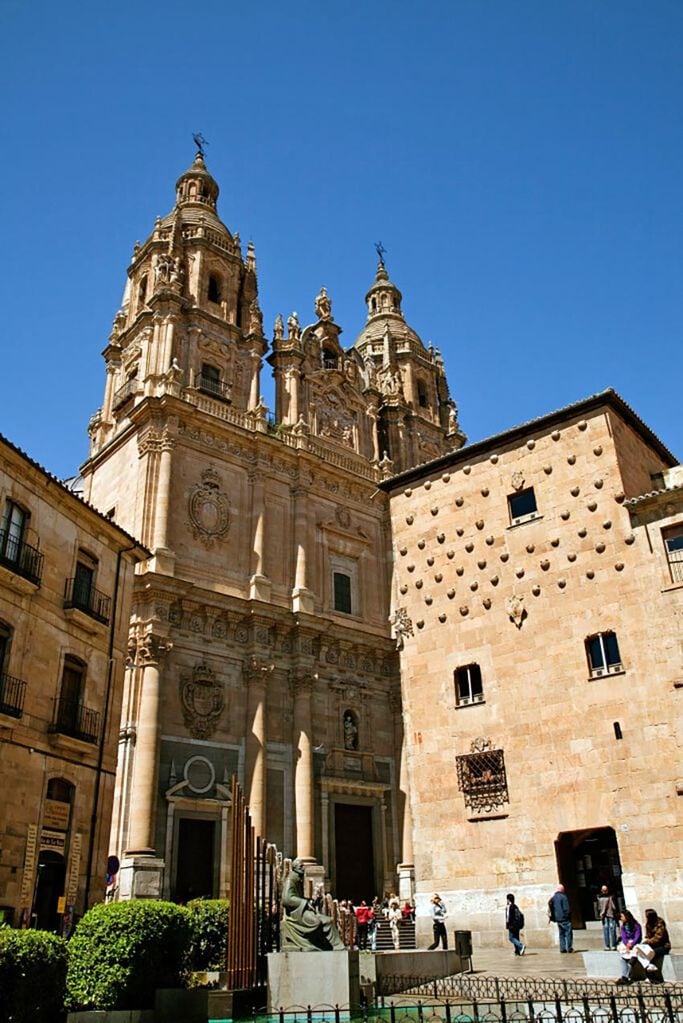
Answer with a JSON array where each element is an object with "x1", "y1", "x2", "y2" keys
[{"x1": 380, "y1": 388, "x2": 678, "y2": 491}]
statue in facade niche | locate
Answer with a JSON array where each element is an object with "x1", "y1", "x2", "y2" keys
[
  {"x1": 447, "y1": 398, "x2": 459, "y2": 434},
  {"x1": 314, "y1": 286, "x2": 332, "y2": 321},
  {"x1": 274, "y1": 313, "x2": 284, "y2": 341},
  {"x1": 343, "y1": 712, "x2": 359, "y2": 750},
  {"x1": 281, "y1": 859, "x2": 345, "y2": 951}
]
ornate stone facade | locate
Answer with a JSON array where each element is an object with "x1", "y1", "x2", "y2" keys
[{"x1": 81, "y1": 151, "x2": 463, "y2": 903}]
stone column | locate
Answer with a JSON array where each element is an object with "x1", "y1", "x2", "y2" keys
[
  {"x1": 103, "y1": 362, "x2": 118, "y2": 423},
  {"x1": 118, "y1": 632, "x2": 170, "y2": 900},
  {"x1": 393, "y1": 690, "x2": 415, "y2": 901},
  {"x1": 367, "y1": 404, "x2": 380, "y2": 462},
  {"x1": 161, "y1": 314, "x2": 176, "y2": 373},
  {"x1": 248, "y1": 349, "x2": 261, "y2": 410},
  {"x1": 244, "y1": 659, "x2": 272, "y2": 838},
  {"x1": 286, "y1": 367, "x2": 300, "y2": 425},
  {"x1": 150, "y1": 430, "x2": 175, "y2": 574},
  {"x1": 293, "y1": 674, "x2": 316, "y2": 862},
  {"x1": 249, "y1": 473, "x2": 271, "y2": 601},
  {"x1": 292, "y1": 488, "x2": 314, "y2": 613}
]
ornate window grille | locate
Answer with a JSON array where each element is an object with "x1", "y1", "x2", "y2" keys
[{"x1": 456, "y1": 739, "x2": 509, "y2": 813}]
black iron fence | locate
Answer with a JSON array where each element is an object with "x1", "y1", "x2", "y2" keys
[
  {"x1": 258, "y1": 982, "x2": 683, "y2": 1023},
  {"x1": 50, "y1": 696, "x2": 101, "y2": 744}
]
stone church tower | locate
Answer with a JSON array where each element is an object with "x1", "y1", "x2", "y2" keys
[{"x1": 81, "y1": 149, "x2": 464, "y2": 902}]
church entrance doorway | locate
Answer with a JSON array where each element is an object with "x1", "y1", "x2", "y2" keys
[
  {"x1": 175, "y1": 818, "x2": 216, "y2": 903},
  {"x1": 33, "y1": 851, "x2": 66, "y2": 932},
  {"x1": 554, "y1": 827, "x2": 624, "y2": 927},
  {"x1": 334, "y1": 803, "x2": 374, "y2": 903}
]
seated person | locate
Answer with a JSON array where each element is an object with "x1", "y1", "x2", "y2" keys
[
  {"x1": 615, "y1": 910, "x2": 642, "y2": 985},
  {"x1": 636, "y1": 908, "x2": 672, "y2": 982}
]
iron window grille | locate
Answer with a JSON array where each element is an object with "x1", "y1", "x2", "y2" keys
[
  {"x1": 64, "y1": 575, "x2": 111, "y2": 625},
  {"x1": 50, "y1": 696, "x2": 101, "y2": 745},
  {"x1": 0, "y1": 673, "x2": 27, "y2": 718},
  {"x1": 0, "y1": 528, "x2": 43, "y2": 584},
  {"x1": 664, "y1": 527, "x2": 683, "y2": 584},
  {"x1": 456, "y1": 741, "x2": 509, "y2": 813}
]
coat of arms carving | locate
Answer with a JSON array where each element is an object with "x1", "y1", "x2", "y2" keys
[
  {"x1": 180, "y1": 663, "x2": 225, "y2": 739},
  {"x1": 188, "y1": 467, "x2": 231, "y2": 547}
]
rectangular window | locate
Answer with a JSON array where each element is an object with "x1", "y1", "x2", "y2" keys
[
  {"x1": 455, "y1": 664, "x2": 484, "y2": 706},
  {"x1": 586, "y1": 631, "x2": 622, "y2": 677},
  {"x1": 333, "y1": 571, "x2": 352, "y2": 614},
  {"x1": 508, "y1": 487, "x2": 538, "y2": 524},
  {"x1": 664, "y1": 526, "x2": 683, "y2": 584},
  {"x1": 0, "y1": 500, "x2": 27, "y2": 564}
]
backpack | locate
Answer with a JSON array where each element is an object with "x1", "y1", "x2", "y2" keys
[
  {"x1": 516, "y1": 907, "x2": 525, "y2": 930},
  {"x1": 547, "y1": 897, "x2": 556, "y2": 922}
]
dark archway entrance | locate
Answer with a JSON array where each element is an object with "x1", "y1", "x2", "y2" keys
[
  {"x1": 334, "y1": 803, "x2": 374, "y2": 903},
  {"x1": 175, "y1": 818, "x2": 215, "y2": 903},
  {"x1": 555, "y1": 826, "x2": 624, "y2": 927},
  {"x1": 33, "y1": 851, "x2": 66, "y2": 932}
]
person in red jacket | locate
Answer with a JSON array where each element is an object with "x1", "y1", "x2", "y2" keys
[{"x1": 355, "y1": 900, "x2": 373, "y2": 950}]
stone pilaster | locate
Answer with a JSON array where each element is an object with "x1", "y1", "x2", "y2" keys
[{"x1": 292, "y1": 673, "x2": 316, "y2": 862}]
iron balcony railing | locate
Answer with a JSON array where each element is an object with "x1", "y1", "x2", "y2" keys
[
  {"x1": 50, "y1": 696, "x2": 101, "y2": 745},
  {"x1": 0, "y1": 529, "x2": 43, "y2": 585},
  {"x1": 198, "y1": 373, "x2": 230, "y2": 401},
  {"x1": 112, "y1": 377, "x2": 138, "y2": 409},
  {"x1": 64, "y1": 577, "x2": 111, "y2": 625},
  {"x1": 0, "y1": 673, "x2": 27, "y2": 718}
]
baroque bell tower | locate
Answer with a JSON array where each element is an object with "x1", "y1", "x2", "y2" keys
[{"x1": 80, "y1": 147, "x2": 463, "y2": 906}]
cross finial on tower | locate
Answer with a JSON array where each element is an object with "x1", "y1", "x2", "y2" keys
[
  {"x1": 192, "y1": 132, "x2": 209, "y2": 157},
  {"x1": 374, "y1": 241, "x2": 387, "y2": 266}
]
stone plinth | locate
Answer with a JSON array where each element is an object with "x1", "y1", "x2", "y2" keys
[
  {"x1": 267, "y1": 950, "x2": 359, "y2": 1013},
  {"x1": 582, "y1": 951, "x2": 683, "y2": 981},
  {"x1": 117, "y1": 855, "x2": 164, "y2": 900}
]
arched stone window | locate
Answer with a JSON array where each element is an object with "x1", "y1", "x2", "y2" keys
[
  {"x1": 322, "y1": 348, "x2": 338, "y2": 370},
  {"x1": 47, "y1": 777, "x2": 74, "y2": 804},
  {"x1": 343, "y1": 709, "x2": 359, "y2": 750},
  {"x1": 417, "y1": 379, "x2": 428, "y2": 408}
]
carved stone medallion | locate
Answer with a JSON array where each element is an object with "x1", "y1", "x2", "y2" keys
[
  {"x1": 180, "y1": 663, "x2": 224, "y2": 739},
  {"x1": 188, "y1": 468, "x2": 230, "y2": 547},
  {"x1": 505, "y1": 594, "x2": 527, "y2": 629}
]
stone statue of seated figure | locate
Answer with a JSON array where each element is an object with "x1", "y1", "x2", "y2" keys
[{"x1": 281, "y1": 859, "x2": 345, "y2": 951}]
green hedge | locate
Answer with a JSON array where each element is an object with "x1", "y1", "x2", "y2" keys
[
  {"x1": 187, "y1": 898, "x2": 229, "y2": 971},
  {"x1": 0, "y1": 928, "x2": 68, "y2": 1023},
  {"x1": 65, "y1": 900, "x2": 192, "y2": 1011}
]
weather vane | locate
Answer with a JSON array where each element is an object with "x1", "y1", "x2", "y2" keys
[
  {"x1": 374, "y1": 241, "x2": 387, "y2": 266},
  {"x1": 192, "y1": 132, "x2": 209, "y2": 157}
]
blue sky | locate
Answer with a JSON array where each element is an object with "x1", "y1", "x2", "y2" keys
[{"x1": 2, "y1": 0, "x2": 681, "y2": 478}]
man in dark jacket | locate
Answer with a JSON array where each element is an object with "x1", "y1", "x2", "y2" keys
[{"x1": 549, "y1": 884, "x2": 573, "y2": 953}]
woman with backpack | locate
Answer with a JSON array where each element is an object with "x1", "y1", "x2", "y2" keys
[{"x1": 506, "y1": 893, "x2": 526, "y2": 956}]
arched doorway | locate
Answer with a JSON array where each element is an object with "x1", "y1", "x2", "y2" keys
[
  {"x1": 555, "y1": 826, "x2": 624, "y2": 926},
  {"x1": 33, "y1": 851, "x2": 66, "y2": 932}
]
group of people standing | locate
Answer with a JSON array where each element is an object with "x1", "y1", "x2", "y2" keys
[{"x1": 337, "y1": 895, "x2": 415, "y2": 951}]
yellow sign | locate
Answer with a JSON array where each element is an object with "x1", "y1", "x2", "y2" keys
[
  {"x1": 43, "y1": 799, "x2": 71, "y2": 831},
  {"x1": 57, "y1": 896, "x2": 66, "y2": 914}
]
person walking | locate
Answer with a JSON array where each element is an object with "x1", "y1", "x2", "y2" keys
[
  {"x1": 549, "y1": 884, "x2": 573, "y2": 953},
  {"x1": 505, "y1": 893, "x2": 526, "y2": 956},
  {"x1": 388, "y1": 898, "x2": 402, "y2": 950},
  {"x1": 355, "y1": 900, "x2": 372, "y2": 950},
  {"x1": 428, "y1": 893, "x2": 448, "y2": 950},
  {"x1": 597, "y1": 884, "x2": 618, "y2": 950}
]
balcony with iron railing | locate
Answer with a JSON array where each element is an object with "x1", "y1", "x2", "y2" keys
[
  {"x1": 50, "y1": 696, "x2": 101, "y2": 745},
  {"x1": 64, "y1": 578, "x2": 111, "y2": 625},
  {"x1": 0, "y1": 673, "x2": 27, "y2": 718},
  {"x1": 112, "y1": 377, "x2": 139, "y2": 410},
  {"x1": 0, "y1": 530, "x2": 43, "y2": 585},
  {"x1": 197, "y1": 372, "x2": 231, "y2": 402}
]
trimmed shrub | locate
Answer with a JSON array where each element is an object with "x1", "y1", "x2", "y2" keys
[
  {"x1": 0, "y1": 928, "x2": 68, "y2": 1023},
  {"x1": 65, "y1": 900, "x2": 192, "y2": 1011},
  {"x1": 187, "y1": 898, "x2": 229, "y2": 971}
]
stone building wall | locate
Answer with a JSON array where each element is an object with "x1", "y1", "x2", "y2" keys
[
  {"x1": 0, "y1": 435, "x2": 144, "y2": 928},
  {"x1": 384, "y1": 393, "x2": 682, "y2": 948}
]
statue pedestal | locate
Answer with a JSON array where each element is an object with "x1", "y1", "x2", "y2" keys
[
  {"x1": 267, "y1": 950, "x2": 359, "y2": 1015},
  {"x1": 117, "y1": 855, "x2": 164, "y2": 900}
]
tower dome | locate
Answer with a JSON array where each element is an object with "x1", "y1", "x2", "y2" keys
[
  {"x1": 353, "y1": 259, "x2": 423, "y2": 357},
  {"x1": 159, "y1": 150, "x2": 233, "y2": 239}
]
